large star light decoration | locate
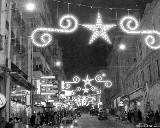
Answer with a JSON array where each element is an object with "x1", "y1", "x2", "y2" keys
[
  {"x1": 82, "y1": 12, "x2": 116, "y2": 44},
  {"x1": 82, "y1": 75, "x2": 94, "y2": 87},
  {"x1": 82, "y1": 75, "x2": 93, "y2": 93}
]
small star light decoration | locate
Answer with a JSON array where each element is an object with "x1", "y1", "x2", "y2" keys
[
  {"x1": 82, "y1": 75, "x2": 94, "y2": 93},
  {"x1": 82, "y1": 12, "x2": 117, "y2": 44}
]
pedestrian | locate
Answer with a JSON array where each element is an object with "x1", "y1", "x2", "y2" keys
[
  {"x1": 35, "y1": 113, "x2": 40, "y2": 127},
  {"x1": 13, "y1": 117, "x2": 18, "y2": 128},
  {"x1": 150, "y1": 111, "x2": 155, "y2": 125},
  {"x1": 127, "y1": 110, "x2": 131, "y2": 122},
  {"x1": 146, "y1": 112, "x2": 150, "y2": 125},
  {"x1": 17, "y1": 118, "x2": 24, "y2": 128},
  {"x1": 30, "y1": 114, "x2": 35, "y2": 127},
  {"x1": 5, "y1": 118, "x2": 14, "y2": 128},
  {"x1": 117, "y1": 110, "x2": 120, "y2": 120},
  {"x1": 131, "y1": 110, "x2": 134, "y2": 123},
  {"x1": 155, "y1": 110, "x2": 160, "y2": 124},
  {"x1": 0, "y1": 117, "x2": 7, "y2": 128},
  {"x1": 40, "y1": 113, "x2": 44, "y2": 126},
  {"x1": 138, "y1": 109, "x2": 142, "y2": 123}
]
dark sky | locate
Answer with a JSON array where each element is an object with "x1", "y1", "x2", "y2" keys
[{"x1": 47, "y1": 0, "x2": 153, "y2": 79}]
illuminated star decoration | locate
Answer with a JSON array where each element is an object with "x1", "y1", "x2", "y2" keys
[
  {"x1": 82, "y1": 88, "x2": 90, "y2": 93},
  {"x1": 82, "y1": 75, "x2": 94, "y2": 93},
  {"x1": 82, "y1": 12, "x2": 116, "y2": 44},
  {"x1": 82, "y1": 75, "x2": 94, "y2": 87}
]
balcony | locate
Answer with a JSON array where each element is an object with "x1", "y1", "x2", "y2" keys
[{"x1": 33, "y1": 51, "x2": 51, "y2": 77}]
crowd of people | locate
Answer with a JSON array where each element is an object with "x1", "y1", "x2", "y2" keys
[
  {"x1": 30, "y1": 110, "x2": 75, "y2": 128},
  {"x1": 5, "y1": 117, "x2": 24, "y2": 128},
  {"x1": 3, "y1": 109, "x2": 76, "y2": 128},
  {"x1": 121, "y1": 109, "x2": 160, "y2": 126},
  {"x1": 109, "y1": 107, "x2": 160, "y2": 126},
  {"x1": 127, "y1": 109, "x2": 160, "y2": 125}
]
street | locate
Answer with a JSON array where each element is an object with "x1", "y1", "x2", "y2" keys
[
  {"x1": 76, "y1": 114, "x2": 125, "y2": 128},
  {"x1": 40, "y1": 114, "x2": 136, "y2": 128}
]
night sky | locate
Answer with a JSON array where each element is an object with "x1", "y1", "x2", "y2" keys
[{"x1": 47, "y1": 0, "x2": 153, "y2": 79}]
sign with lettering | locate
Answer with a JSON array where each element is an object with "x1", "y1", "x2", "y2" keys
[{"x1": 0, "y1": 93, "x2": 6, "y2": 108}]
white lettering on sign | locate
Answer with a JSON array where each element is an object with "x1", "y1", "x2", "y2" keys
[{"x1": 0, "y1": 93, "x2": 6, "y2": 108}]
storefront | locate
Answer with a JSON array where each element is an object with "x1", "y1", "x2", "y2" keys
[
  {"x1": 121, "y1": 95, "x2": 129, "y2": 112},
  {"x1": 10, "y1": 63, "x2": 35, "y2": 123},
  {"x1": 129, "y1": 88, "x2": 144, "y2": 114}
]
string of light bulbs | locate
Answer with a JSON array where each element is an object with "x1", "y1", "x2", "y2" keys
[{"x1": 51, "y1": 0, "x2": 141, "y2": 11}]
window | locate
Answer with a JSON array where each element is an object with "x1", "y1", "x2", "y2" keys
[
  {"x1": 6, "y1": 21, "x2": 9, "y2": 30},
  {"x1": 156, "y1": 60, "x2": 160, "y2": 78},
  {"x1": 136, "y1": 75, "x2": 139, "y2": 88},
  {"x1": 141, "y1": 70, "x2": 144, "y2": 86},
  {"x1": 148, "y1": 65, "x2": 152, "y2": 83},
  {"x1": 132, "y1": 78, "x2": 135, "y2": 88}
]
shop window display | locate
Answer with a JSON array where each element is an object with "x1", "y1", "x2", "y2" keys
[{"x1": 10, "y1": 83, "x2": 31, "y2": 124}]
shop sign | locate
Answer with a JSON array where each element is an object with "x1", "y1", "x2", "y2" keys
[
  {"x1": 52, "y1": 85, "x2": 58, "y2": 88},
  {"x1": 41, "y1": 86, "x2": 59, "y2": 94},
  {"x1": 114, "y1": 99, "x2": 117, "y2": 108},
  {"x1": 118, "y1": 101, "x2": 124, "y2": 106},
  {"x1": 0, "y1": 93, "x2": 6, "y2": 108},
  {"x1": 40, "y1": 84, "x2": 58, "y2": 88}
]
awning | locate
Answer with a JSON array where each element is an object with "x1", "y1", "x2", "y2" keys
[{"x1": 10, "y1": 72, "x2": 36, "y2": 90}]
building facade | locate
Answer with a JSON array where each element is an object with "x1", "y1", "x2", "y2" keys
[
  {"x1": 0, "y1": 0, "x2": 63, "y2": 122},
  {"x1": 104, "y1": 26, "x2": 139, "y2": 112},
  {"x1": 120, "y1": 0, "x2": 160, "y2": 115}
]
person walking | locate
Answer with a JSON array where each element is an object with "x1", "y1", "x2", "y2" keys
[
  {"x1": 30, "y1": 114, "x2": 35, "y2": 127},
  {"x1": 5, "y1": 118, "x2": 14, "y2": 128},
  {"x1": 127, "y1": 110, "x2": 131, "y2": 122},
  {"x1": 35, "y1": 113, "x2": 40, "y2": 127},
  {"x1": 155, "y1": 110, "x2": 160, "y2": 124},
  {"x1": 13, "y1": 117, "x2": 18, "y2": 128},
  {"x1": 17, "y1": 118, "x2": 24, "y2": 128},
  {"x1": 0, "y1": 117, "x2": 6, "y2": 128},
  {"x1": 150, "y1": 111, "x2": 155, "y2": 125},
  {"x1": 138, "y1": 109, "x2": 142, "y2": 123}
]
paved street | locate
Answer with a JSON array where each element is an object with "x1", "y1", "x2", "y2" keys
[
  {"x1": 39, "y1": 114, "x2": 136, "y2": 128},
  {"x1": 76, "y1": 114, "x2": 125, "y2": 128},
  {"x1": 76, "y1": 114, "x2": 134, "y2": 128}
]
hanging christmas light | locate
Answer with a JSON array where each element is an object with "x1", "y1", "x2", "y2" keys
[
  {"x1": 31, "y1": 14, "x2": 79, "y2": 47},
  {"x1": 76, "y1": 87, "x2": 82, "y2": 91},
  {"x1": 95, "y1": 74, "x2": 112, "y2": 88},
  {"x1": 64, "y1": 76, "x2": 81, "y2": 90},
  {"x1": 119, "y1": 15, "x2": 160, "y2": 50},
  {"x1": 64, "y1": 83, "x2": 71, "y2": 90},
  {"x1": 90, "y1": 86, "x2": 98, "y2": 91},
  {"x1": 82, "y1": 88, "x2": 90, "y2": 93},
  {"x1": 82, "y1": 12, "x2": 116, "y2": 44},
  {"x1": 82, "y1": 75, "x2": 94, "y2": 94},
  {"x1": 39, "y1": 33, "x2": 53, "y2": 47},
  {"x1": 82, "y1": 75, "x2": 94, "y2": 87},
  {"x1": 104, "y1": 80, "x2": 112, "y2": 88}
]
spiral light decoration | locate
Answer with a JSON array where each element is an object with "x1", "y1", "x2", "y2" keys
[
  {"x1": 73, "y1": 76, "x2": 81, "y2": 83},
  {"x1": 31, "y1": 14, "x2": 79, "y2": 47},
  {"x1": 95, "y1": 75, "x2": 103, "y2": 82},
  {"x1": 119, "y1": 15, "x2": 160, "y2": 50}
]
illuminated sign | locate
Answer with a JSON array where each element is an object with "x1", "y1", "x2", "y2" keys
[{"x1": 0, "y1": 93, "x2": 6, "y2": 108}]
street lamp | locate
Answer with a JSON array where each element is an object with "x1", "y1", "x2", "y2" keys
[
  {"x1": 102, "y1": 73, "x2": 106, "y2": 77},
  {"x1": 25, "y1": 2, "x2": 35, "y2": 12},
  {"x1": 119, "y1": 43, "x2": 126, "y2": 51},
  {"x1": 55, "y1": 60, "x2": 62, "y2": 67}
]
